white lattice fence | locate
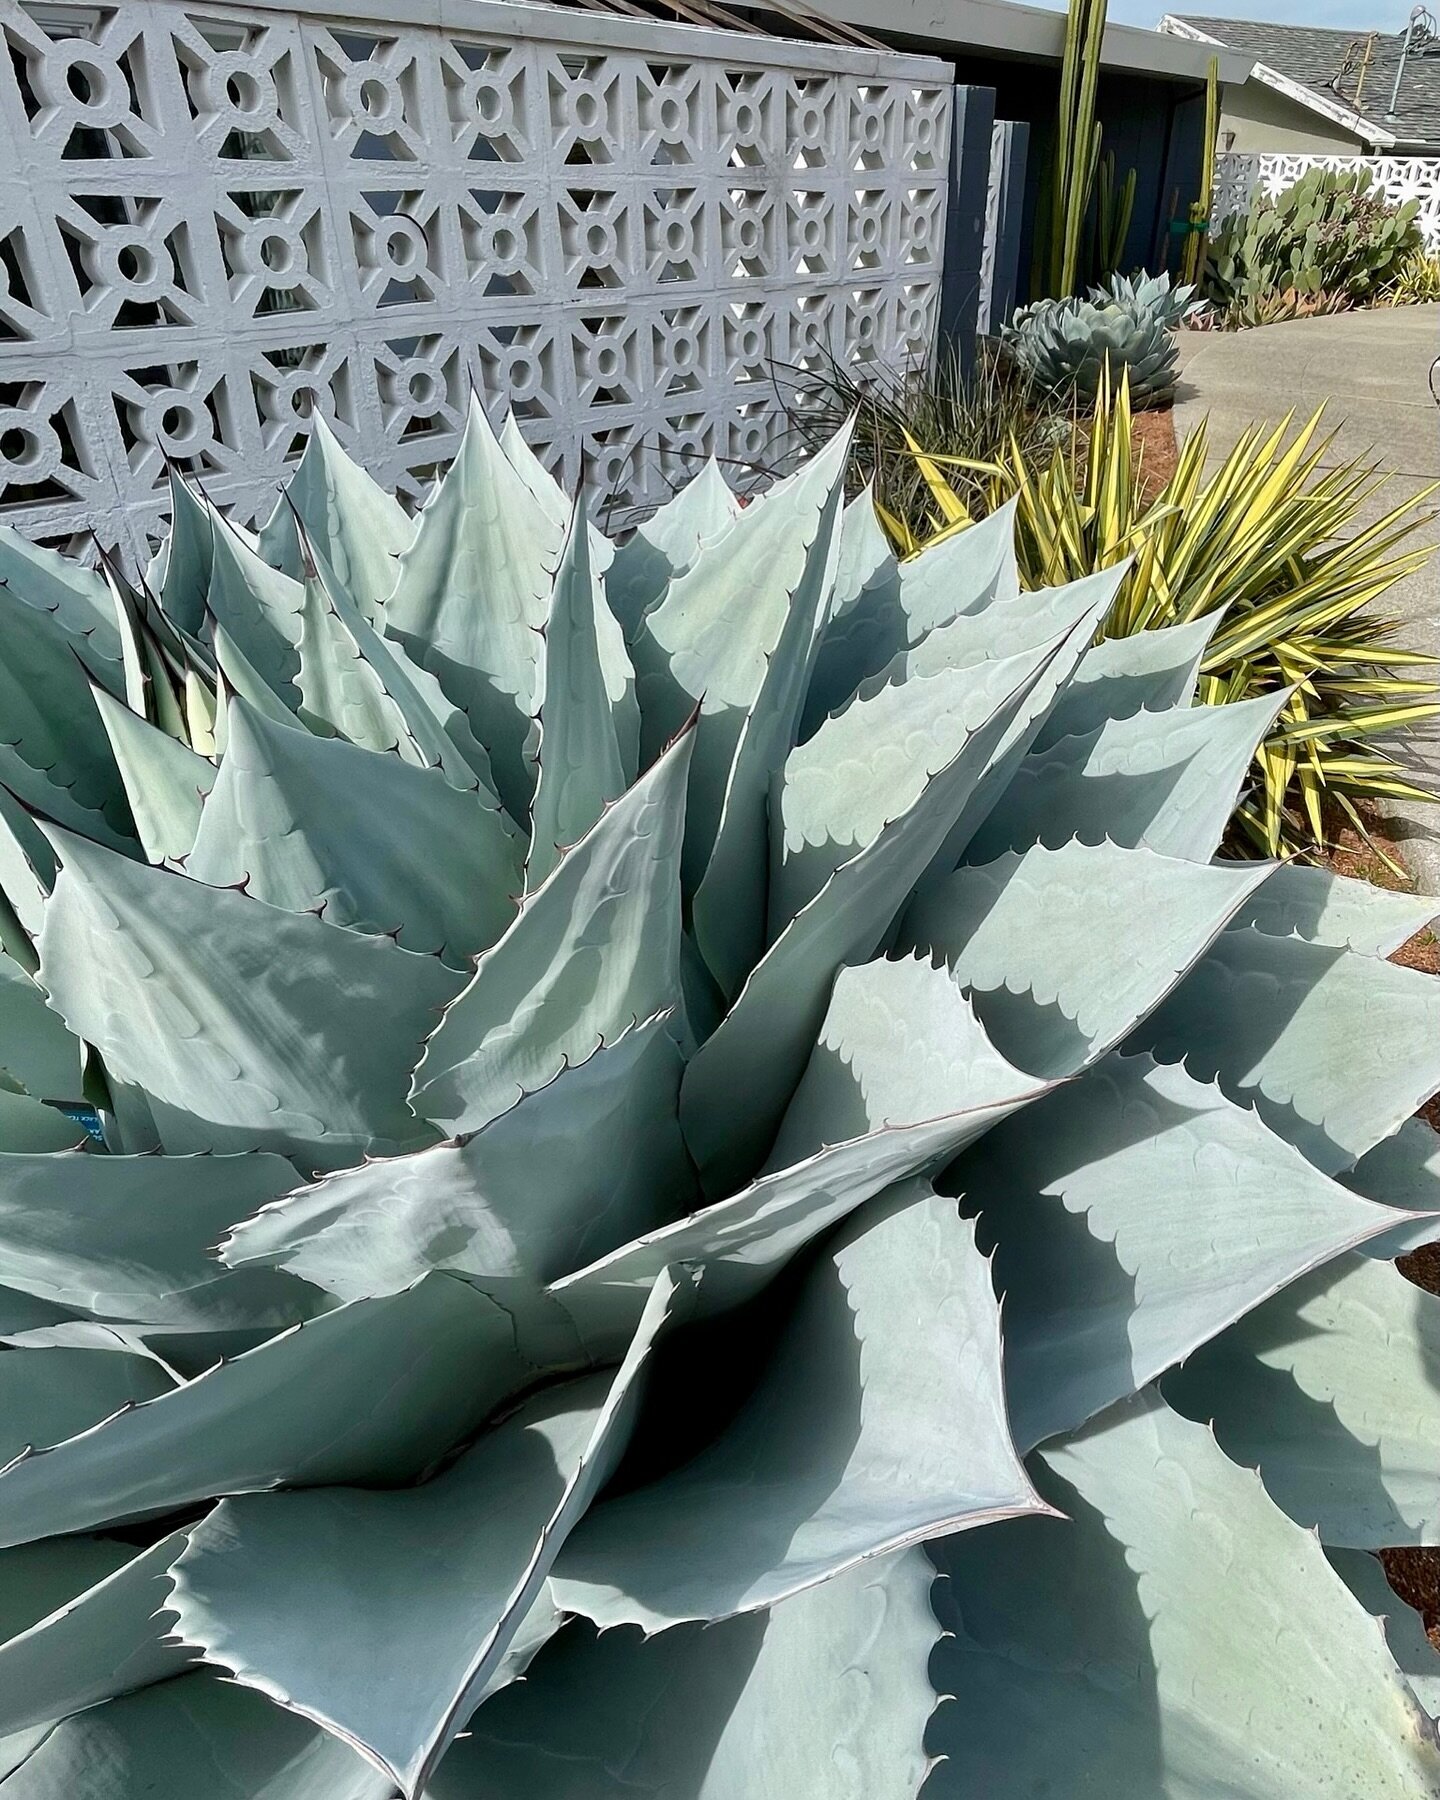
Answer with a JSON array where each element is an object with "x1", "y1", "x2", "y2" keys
[
  {"x1": 0, "y1": 0, "x2": 951, "y2": 559},
  {"x1": 1213, "y1": 153, "x2": 1440, "y2": 251}
]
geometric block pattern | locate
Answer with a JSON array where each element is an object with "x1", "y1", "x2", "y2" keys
[
  {"x1": 1212, "y1": 152, "x2": 1440, "y2": 257},
  {"x1": 0, "y1": 0, "x2": 952, "y2": 560}
]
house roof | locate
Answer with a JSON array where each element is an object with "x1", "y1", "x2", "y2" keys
[
  {"x1": 775, "y1": 0, "x2": 1253, "y2": 84},
  {"x1": 1164, "y1": 16, "x2": 1440, "y2": 149}
]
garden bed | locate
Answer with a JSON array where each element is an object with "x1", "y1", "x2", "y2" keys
[{"x1": 1130, "y1": 405, "x2": 1178, "y2": 506}]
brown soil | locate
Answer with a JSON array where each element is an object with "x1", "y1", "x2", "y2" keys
[
  {"x1": 1132, "y1": 405, "x2": 1179, "y2": 507},
  {"x1": 1382, "y1": 1548, "x2": 1440, "y2": 1652}
]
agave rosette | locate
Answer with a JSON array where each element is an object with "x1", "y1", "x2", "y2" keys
[
  {"x1": 1004, "y1": 272, "x2": 1195, "y2": 410},
  {"x1": 0, "y1": 403, "x2": 1437, "y2": 1797}
]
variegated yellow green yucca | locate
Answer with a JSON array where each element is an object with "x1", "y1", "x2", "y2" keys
[
  {"x1": 887, "y1": 371, "x2": 1440, "y2": 863},
  {"x1": 0, "y1": 402, "x2": 1439, "y2": 1798}
]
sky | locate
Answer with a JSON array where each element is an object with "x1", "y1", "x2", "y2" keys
[{"x1": 1053, "y1": 0, "x2": 1415, "y2": 27}]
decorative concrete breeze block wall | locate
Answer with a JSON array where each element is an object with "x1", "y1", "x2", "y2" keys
[
  {"x1": 1212, "y1": 152, "x2": 1440, "y2": 254},
  {"x1": 0, "y1": 0, "x2": 952, "y2": 559}
]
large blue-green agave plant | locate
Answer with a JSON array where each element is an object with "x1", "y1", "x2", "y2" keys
[{"x1": 0, "y1": 400, "x2": 1438, "y2": 1796}]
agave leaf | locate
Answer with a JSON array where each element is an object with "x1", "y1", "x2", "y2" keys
[
  {"x1": 36, "y1": 828, "x2": 462, "y2": 1169},
  {"x1": 102, "y1": 558, "x2": 166, "y2": 730},
  {"x1": 771, "y1": 635, "x2": 1076, "y2": 938},
  {"x1": 0, "y1": 1093, "x2": 90, "y2": 1153},
  {"x1": 630, "y1": 422, "x2": 851, "y2": 791},
  {"x1": 1328, "y1": 1548, "x2": 1440, "y2": 1718},
  {"x1": 156, "y1": 471, "x2": 215, "y2": 637},
  {"x1": 0, "y1": 788, "x2": 55, "y2": 955},
  {"x1": 98, "y1": 1067, "x2": 162, "y2": 1157},
  {"x1": 1165, "y1": 1252, "x2": 1440, "y2": 1548},
  {"x1": 385, "y1": 397, "x2": 558, "y2": 822},
  {"x1": 411, "y1": 726, "x2": 691, "y2": 1137},
  {"x1": 184, "y1": 670, "x2": 216, "y2": 757},
  {"x1": 0, "y1": 1530, "x2": 193, "y2": 1737},
  {"x1": 497, "y1": 415, "x2": 619, "y2": 587},
  {"x1": 257, "y1": 415, "x2": 412, "y2": 622},
  {"x1": 552, "y1": 1191, "x2": 1050, "y2": 1633},
  {"x1": 527, "y1": 496, "x2": 627, "y2": 892},
  {"x1": 294, "y1": 546, "x2": 499, "y2": 800},
  {"x1": 1135, "y1": 928, "x2": 1440, "y2": 1174},
  {"x1": 1345, "y1": 1121, "x2": 1440, "y2": 1259},
  {"x1": 0, "y1": 1320, "x2": 285, "y2": 1387},
  {"x1": 898, "y1": 565, "x2": 1125, "y2": 689},
  {"x1": 206, "y1": 516, "x2": 305, "y2": 706},
  {"x1": 0, "y1": 1273, "x2": 548, "y2": 1548},
  {"x1": 495, "y1": 417, "x2": 636, "y2": 771},
  {"x1": 187, "y1": 698, "x2": 519, "y2": 967},
  {"x1": 956, "y1": 1054, "x2": 1425, "y2": 1450},
  {"x1": 1030, "y1": 611, "x2": 1217, "y2": 751},
  {"x1": 896, "y1": 495, "x2": 1020, "y2": 636},
  {"x1": 91, "y1": 688, "x2": 214, "y2": 867},
  {"x1": 965, "y1": 688, "x2": 1289, "y2": 866},
  {"x1": 763, "y1": 953, "x2": 1047, "y2": 1171},
  {"x1": 798, "y1": 488, "x2": 906, "y2": 737},
  {"x1": 222, "y1": 1014, "x2": 689, "y2": 1301},
  {"x1": 0, "y1": 1320, "x2": 185, "y2": 1362},
  {"x1": 0, "y1": 1536, "x2": 139, "y2": 1638},
  {"x1": 169, "y1": 1274, "x2": 677, "y2": 1798},
  {"x1": 0, "y1": 1672, "x2": 393, "y2": 1800},
  {"x1": 211, "y1": 619, "x2": 301, "y2": 735},
  {"x1": 605, "y1": 456, "x2": 741, "y2": 643},
  {"x1": 1231, "y1": 864, "x2": 1437, "y2": 957},
  {"x1": 900, "y1": 841, "x2": 1271, "y2": 1078},
  {"x1": 0, "y1": 1151, "x2": 312, "y2": 1329},
  {"x1": 552, "y1": 998, "x2": 1049, "y2": 1359},
  {"x1": 0, "y1": 524, "x2": 121, "y2": 680},
  {"x1": 0, "y1": 947, "x2": 82, "y2": 1104},
  {"x1": 681, "y1": 645, "x2": 1058, "y2": 1193},
  {"x1": 689, "y1": 462, "x2": 847, "y2": 996},
  {"x1": 0, "y1": 1289, "x2": 75, "y2": 1334},
  {"x1": 429, "y1": 1550, "x2": 939, "y2": 1800},
  {"x1": 497, "y1": 411, "x2": 570, "y2": 529},
  {"x1": 0, "y1": 586, "x2": 132, "y2": 847},
  {"x1": 927, "y1": 1391, "x2": 1440, "y2": 1799},
  {"x1": 907, "y1": 576, "x2": 1124, "y2": 902},
  {"x1": 556, "y1": 1089, "x2": 1043, "y2": 1364},
  {"x1": 0, "y1": 1343, "x2": 174, "y2": 1469}
]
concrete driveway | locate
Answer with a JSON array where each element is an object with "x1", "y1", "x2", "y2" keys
[{"x1": 1174, "y1": 305, "x2": 1440, "y2": 892}]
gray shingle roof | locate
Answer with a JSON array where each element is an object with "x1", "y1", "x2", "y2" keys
[{"x1": 1173, "y1": 16, "x2": 1440, "y2": 148}]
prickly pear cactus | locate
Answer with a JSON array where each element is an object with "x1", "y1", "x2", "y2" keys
[
  {"x1": 0, "y1": 403, "x2": 1438, "y2": 1798},
  {"x1": 1208, "y1": 166, "x2": 1422, "y2": 323}
]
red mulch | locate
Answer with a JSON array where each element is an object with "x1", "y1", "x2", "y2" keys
[
  {"x1": 1382, "y1": 1548, "x2": 1440, "y2": 1651},
  {"x1": 1132, "y1": 405, "x2": 1179, "y2": 507}
]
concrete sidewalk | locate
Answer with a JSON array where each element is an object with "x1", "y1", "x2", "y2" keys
[{"x1": 1174, "y1": 305, "x2": 1440, "y2": 892}]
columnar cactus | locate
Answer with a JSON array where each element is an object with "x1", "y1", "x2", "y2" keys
[{"x1": 0, "y1": 403, "x2": 1437, "y2": 1797}]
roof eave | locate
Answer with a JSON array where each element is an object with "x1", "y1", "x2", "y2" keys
[
  {"x1": 1160, "y1": 15, "x2": 1402, "y2": 148},
  {"x1": 795, "y1": 0, "x2": 1253, "y2": 83},
  {"x1": 1249, "y1": 60, "x2": 1399, "y2": 149}
]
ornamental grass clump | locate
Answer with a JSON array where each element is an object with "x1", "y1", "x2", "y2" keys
[{"x1": 0, "y1": 402, "x2": 1438, "y2": 1797}]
